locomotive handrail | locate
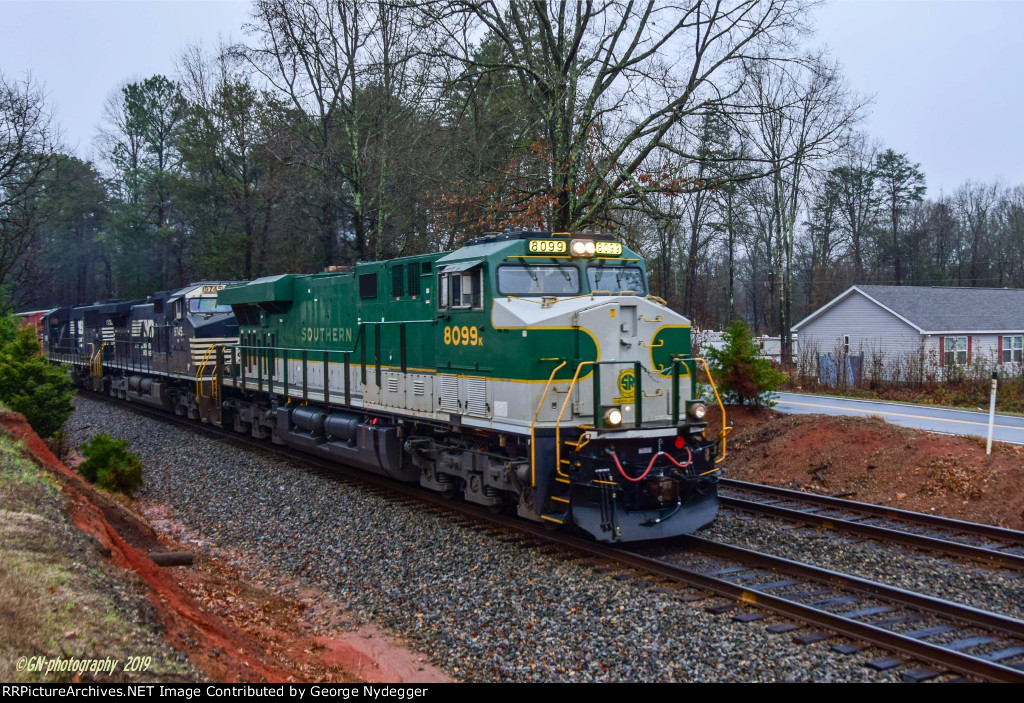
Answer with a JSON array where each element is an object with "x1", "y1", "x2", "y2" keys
[
  {"x1": 90, "y1": 342, "x2": 106, "y2": 379},
  {"x1": 501, "y1": 291, "x2": 645, "y2": 307},
  {"x1": 694, "y1": 357, "x2": 730, "y2": 464},
  {"x1": 232, "y1": 341, "x2": 359, "y2": 407},
  {"x1": 554, "y1": 361, "x2": 595, "y2": 478},
  {"x1": 671, "y1": 356, "x2": 730, "y2": 465},
  {"x1": 195, "y1": 344, "x2": 219, "y2": 401},
  {"x1": 530, "y1": 359, "x2": 567, "y2": 487},
  {"x1": 231, "y1": 319, "x2": 432, "y2": 402}
]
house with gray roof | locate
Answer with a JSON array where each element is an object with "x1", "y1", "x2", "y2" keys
[{"x1": 793, "y1": 285, "x2": 1024, "y2": 379}]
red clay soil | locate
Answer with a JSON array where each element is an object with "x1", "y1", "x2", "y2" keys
[
  {"x1": 0, "y1": 411, "x2": 449, "y2": 684},
  {"x1": 707, "y1": 405, "x2": 1024, "y2": 530}
]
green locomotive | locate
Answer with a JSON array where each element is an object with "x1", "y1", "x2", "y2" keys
[{"x1": 216, "y1": 230, "x2": 727, "y2": 542}]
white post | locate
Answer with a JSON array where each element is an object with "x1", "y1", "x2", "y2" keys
[{"x1": 987, "y1": 371, "x2": 998, "y2": 455}]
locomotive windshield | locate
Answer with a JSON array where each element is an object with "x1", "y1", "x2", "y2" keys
[
  {"x1": 587, "y1": 266, "x2": 647, "y2": 295},
  {"x1": 497, "y1": 265, "x2": 581, "y2": 296},
  {"x1": 189, "y1": 297, "x2": 233, "y2": 314}
]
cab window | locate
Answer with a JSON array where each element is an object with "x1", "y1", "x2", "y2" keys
[
  {"x1": 189, "y1": 297, "x2": 232, "y2": 314},
  {"x1": 439, "y1": 268, "x2": 483, "y2": 310},
  {"x1": 587, "y1": 266, "x2": 646, "y2": 295},
  {"x1": 497, "y1": 265, "x2": 580, "y2": 296}
]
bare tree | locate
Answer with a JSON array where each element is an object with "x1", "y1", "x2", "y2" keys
[
  {"x1": 827, "y1": 134, "x2": 878, "y2": 282},
  {"x1": 0, "y1": 71, "x2": 59, "y2": 294},
  {"x1": 953, "y1": 180, "x2": 999, "y2": 287},
  {"x1": 426, "y1": 0, "x2": 813, "y2": 231},
  {"x1": 241, "y1": 0, "x2": 436, "y2": 264},
  {"x1": 739, "y1": 53, "x2": 863, "y2": 360}
]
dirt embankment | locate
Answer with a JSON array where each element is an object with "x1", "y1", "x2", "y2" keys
[
  {"x1": 0, "y1": 411, "x2": 449, "y2": 683},
  {"x1": 710, "y1": 405, "x2": 1024, "y2": 530}
]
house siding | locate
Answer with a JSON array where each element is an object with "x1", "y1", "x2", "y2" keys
[
  {"x1": 928, "y1": 333, "x2": 1024, "y2": 369},
  {"x1": 796, "y1": 291, "x2": 925, "y2": 379},
  {"x1": 795, "y1": 286, "x2": 1024, "y2": 382}
]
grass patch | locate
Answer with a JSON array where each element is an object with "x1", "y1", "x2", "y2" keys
[{"x1": 0, "y1": 433, "x2": 200, "y2": 682}]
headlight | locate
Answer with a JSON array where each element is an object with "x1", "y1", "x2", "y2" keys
[
  {"x1": 571, "y1": 239, "x2": 596, "y2": 257},
  {"x1": 687, "y1": 402, "x2": 707, "y2": 421},
  {"x1": 603, "y1": 407, "x2": 623, "y2": 426}
]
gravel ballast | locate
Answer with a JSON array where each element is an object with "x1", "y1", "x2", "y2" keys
[
  {"x1": 701, "y1": 508, "x2": 1024, "y2": 622},
  {"x1": 66, "y1": 396, "x2": 931, "y2": 682}
]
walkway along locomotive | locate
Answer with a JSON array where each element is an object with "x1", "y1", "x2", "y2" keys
[{"x1": 44, "y1": 231, "x2": 729, "y2": 542}]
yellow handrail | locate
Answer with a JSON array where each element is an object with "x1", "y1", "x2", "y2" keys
[
  {"x1": 195, "y1": 344, "x2": 218, "y2": 401},
  {"x1": 530, "y1": 359, "x2": 566, "y2": 487},
  {"x1": 554, "y1": 361, "x2": 595, "y2": 478},
  {"x1": 693, "y1": 357, "x2": 731, "y2": 464},
  {"x1": 91, "y1": 342, "x2": 106, "y2": 377}
]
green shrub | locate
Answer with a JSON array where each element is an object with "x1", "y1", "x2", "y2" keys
[
  {"x1": 78, "y1": 434, "x2": 143, "y2": 496},
  {"x1": 0, "y1": 325, "x2": 75, "y2": 438},
  {"x1": 706, "y1": 318, "x2": 787, "y2": 407}
]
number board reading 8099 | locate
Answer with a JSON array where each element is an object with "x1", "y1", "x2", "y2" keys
[{"x1": 527, "y1": 239, "x2": 567, "y2": 254}]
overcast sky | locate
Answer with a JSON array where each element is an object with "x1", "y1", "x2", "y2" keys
[{"x1": 1, "y1": 0, "x2": 1022, "y2": 196}]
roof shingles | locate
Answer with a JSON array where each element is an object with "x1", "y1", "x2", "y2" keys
[{"x1": 856, "y1": 285, "x2": 1024, "y2": 332}]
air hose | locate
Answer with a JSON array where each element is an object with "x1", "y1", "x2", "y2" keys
[{"x1": 609, "y1": 447, "x2": 692, "y2": 483}]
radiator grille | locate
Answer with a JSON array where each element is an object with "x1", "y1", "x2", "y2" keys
[
  {"x1": 464, "y1": 376, "x2": 488, "y2": 416},
  {"x1": 439, "y1": 375, "x2": 460, "y2": 413}
]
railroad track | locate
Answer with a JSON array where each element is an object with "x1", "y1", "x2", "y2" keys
[
  {"x1": 719, "y1": 478, "x2": 1024, "y2": 570},
  {"x1": 81, "y1": 393, "x2": 1024, "y2": 682}
]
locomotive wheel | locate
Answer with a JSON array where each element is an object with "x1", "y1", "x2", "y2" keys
[{"x1": 439, "y1": 474, "x2": 458, "y2": 500}]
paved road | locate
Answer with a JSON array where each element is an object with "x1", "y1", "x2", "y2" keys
[{"x1": 771, "y1": 391, "x2": 1024, "y2": 446}]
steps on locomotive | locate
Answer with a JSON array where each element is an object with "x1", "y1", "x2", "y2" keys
[{"x1": 541, "y1": 441, "x2": 577, "y2": 525}]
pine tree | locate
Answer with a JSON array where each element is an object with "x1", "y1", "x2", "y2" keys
[
  {"x1": 706, "y1": 319, "x2": 786, "y2": 407},
  {"x1": 0, "y1": 323, "x2": 75, "y2": 437}
]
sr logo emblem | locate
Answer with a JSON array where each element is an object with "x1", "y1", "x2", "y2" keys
[{"x1": 616, "y1": 369, "x2": 636, "y2": 402}]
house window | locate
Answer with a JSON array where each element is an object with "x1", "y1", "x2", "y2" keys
[
  {"x1": 1003, "y1": 336, "x2": 1023, "y2": 363},
  {"x1": 843, "y1": 335, "x2": 850, "y2": 354},
  {"x1": 944, "y1": 336, "x2": 968, "y2": 366}
]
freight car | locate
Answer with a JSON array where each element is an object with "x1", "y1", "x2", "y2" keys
[{"x1": 46, "y1": 231, "x2": 729, "y2": 542}]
